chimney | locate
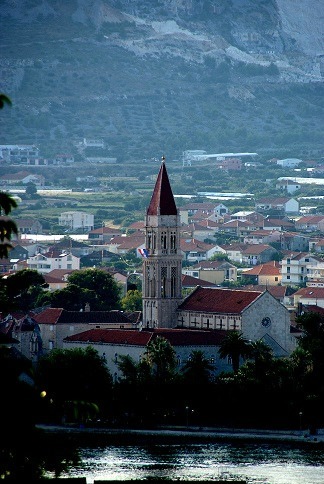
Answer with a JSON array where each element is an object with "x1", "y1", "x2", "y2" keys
[{"x1": 85, "y1": 302, "x2": 90, "y2": 312}]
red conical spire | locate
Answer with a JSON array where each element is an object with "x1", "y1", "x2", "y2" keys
[{"x1": 147, "y1": 156, "x2": 177, "y2": 216}]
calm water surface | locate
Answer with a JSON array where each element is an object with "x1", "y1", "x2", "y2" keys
[{"x1": 53, "y1": 442, "x2": 324, "y2": 484}]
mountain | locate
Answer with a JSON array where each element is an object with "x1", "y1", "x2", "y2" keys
[{"x1": 0, "y1": 0, "x2": 323, "y2": 162}]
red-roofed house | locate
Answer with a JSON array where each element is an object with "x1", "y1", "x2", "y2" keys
[
  {"x1": 241, "y1": 244, "x2": 278, "y2": 265},
  {"x1": 292, "y1": 287, "x2": 324, "y2": 308},
  {"x1": 183, "y1": 260, "x2": 237, "y2": 284},
  {"x1": 241, "y1": 261, "x2": 281, "y2": 285},
  {"x1": 180, "y1": 238, "x2": 220, "y2": 262},
  {"x1": 237, "y1": 284, "x2": 288, "y2": 304},
  {"x1": 88, "y1": 226, "x2": 122, "y2": 244},
  {"x1": 262, "y1": 218, "x2": 295, "y2": 231},
  {"x1": 295, "y1": 215, "x2": 324, "y2": 233},
  {"x1": 243, "y1": 229, "x2": 281, "y2": 245}
]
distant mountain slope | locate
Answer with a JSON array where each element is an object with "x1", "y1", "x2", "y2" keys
[{"x1": 0, "y1": 0, "x2": 323, "y2": 162}]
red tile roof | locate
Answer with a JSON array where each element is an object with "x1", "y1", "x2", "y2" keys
[
  {"x1": 303, "y1": 305, "x2": 324, "y2": 315},
  {"x1": 236, "y1": 285, "x2": 287, "y2": 300},
  {"x1": 242, "y1": 244, "x2": 275, "y2": 255},
  {"x1": 263, "y1": 219, "x2": 295, "y2": 228},
  {"x1": 151, "y1": 328, "x2": 228, "y2": 346},
  {"x1": 296, "y1": 215, "x2": 324, "y2": 224},
  {"x1": 34, "y1": 309, "x2": 133, "y2": 325},
  {"x1": 293, "y1": 287, "x2": 324, "y2": 299},
  {"x1": 34, "y1": 308, "x2": 64, "y2": 324},
  {"x1": 127, "y1": 221, "x2": 145, "y2": 230},
  {"x1": 147, "y1": 161, "x2": 177, "y2": 216},
  {"x1": 179, "y1": 202, "x2": 217, "y2": 211},
  {"x1": 65, "y1": 328, "x2": 152, "y2": 345},
  {"x1": 182, "y1": 274, "x2": 217, "y2": 288},
  {"x1": 180, "y1": 238, "x2": 215, "y2": 252},
  {"x1": 64, "y1": 327, "x2": 228, "y2": 347},
  {"x1": 46, "y1": 269, "x2": 76, "y2": 279},
  {"x1": 178, "y1": 287, "x2": 262, "y2": 314},
  {"x1": 257, "y1": 197, "x2": 292, "y2": 204},
  {"x1": 242, "y1": 261, "x2": 281, "y2": 276}
]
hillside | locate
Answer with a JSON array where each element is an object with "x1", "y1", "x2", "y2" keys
[{"x1": 0, "y1": 0, "x2": 323, "y2": 162}]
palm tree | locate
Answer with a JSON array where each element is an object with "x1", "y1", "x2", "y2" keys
[
  {"x1": 248, "y1": 339, "x2": 273, "y2": 379},
  {"x1": 182, "y1": 350, "x2": 214, "y2": 384},
  {"x1": 145, "y1": 336, "x2": 178, "y2": 383},
  {"x1": 218, "y1": 330, "x2": 251, "y2": 373}
]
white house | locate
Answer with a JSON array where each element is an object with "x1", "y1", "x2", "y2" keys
[
  {"x1": 58, "y1": 211, "x2": 94, "y2": 231},
  {"x1": 276, "y1": 179, "x2": 301, "y2": 194},
  {"x1": 256, "y1": 197, "x2": 299, "y2": 214},
  {"x1": 280, "y1": 253, "x2": 323, "y2": 285},
  {"x1": 0, "y1": 171, "x2": 45, "y2": 186},
  {"x1": 27, "y1": 251, "x2": 80, "y2": 274},
  {"x1": 276, "y1": 158, "x2": 303, "y2": 168}
]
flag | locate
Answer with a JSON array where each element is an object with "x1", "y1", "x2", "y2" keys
[{"x1": 138, "y1": 248, "x2": 148, "y2": 258}]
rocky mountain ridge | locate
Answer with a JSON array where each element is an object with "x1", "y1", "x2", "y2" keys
[{"x1": 0, "y1": 0, "x2": 323, "y2": 161}]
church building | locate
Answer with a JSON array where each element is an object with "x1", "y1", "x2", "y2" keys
[{"x1": 141, "y1": 158, "x2": 294, "y2": 356}]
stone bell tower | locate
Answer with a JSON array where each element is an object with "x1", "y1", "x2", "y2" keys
[{"x1": 142, "y1": 157, "x2": 183, "y2": 328}]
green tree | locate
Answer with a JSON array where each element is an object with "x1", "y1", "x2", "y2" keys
[
  {"x1": 0, "y1": 269, "x2": 46, "y2": 312},
  {"x1": 35, "y1": 283, "x2": 95, "y2": 311},
  {"x1": 295, "y1": 312, "x2": 324, "y2": 385},
  {"x1": 144, "y1": 336, "x2": 178, "y2": 383},
  {"x1": 0, "y1": 192, "x2": 18, "y2": 258},
  {"x1": 35, "y1": 346, "x2": 113, "y2": 423},
  {"x1": 218, "y1": 330, "x2": 251, "y2": 373},
  {"x1": 6, "y1": 269, "x2": 45, "y2": 297},
  {"x1": 209, "y1": 252, "x2": 230, "y2": 262},
  {"x1": 116, "y1": 354, "x2": 151, "y2": 385},
  {"x1": 181, "y1": 350, "x2": 214, "y2": 384},
  {"x1": 25, "y1": 182, "x2": 37, "y2": 197},
  {"x1": 67, "y1": 269, "x2": 121, "y2": 310},
  {"x1": 120, "y1": 289, "x2": 142, "y2": 311},
  {"x1": 248, "y1": 339, "x2": 273, "y2": 379}
]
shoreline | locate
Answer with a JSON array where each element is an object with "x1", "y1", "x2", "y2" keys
[{"x1": 36, "y1": 424, "x2": 324, "y2": 446}]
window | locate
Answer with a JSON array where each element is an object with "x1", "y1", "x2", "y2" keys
[
  {"x1": 275, "y1": 277, "x2": 278, "y2": 281},
  {"x1": 161, "y1": 267, "x2": 167, "y2": 298},
  {"x1": 287, "y1": 267, "x2": 290, "y2": 273},
  {"x1": 287, "y1": 275, "x2": 290, "y2": 280},
  {"x1": 210, "y1": 356, "x2": 215, "y2": 364},
  {"x1": 115, "y1": 353, "x2": 118, "y2": 363},
  {"x1": 69, "y1": 325, "x2": 74, "y2": 331},
  {"x1": 49, "y1": 341, "x2": 54, "y2": 350},
  {"x1": 50, "y1": 325, "x2": 54, "y2": 331}
]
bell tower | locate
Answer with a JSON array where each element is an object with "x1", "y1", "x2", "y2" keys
[{"x1": 142, "y1": 156, "x2": 183, "y2": 328}]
